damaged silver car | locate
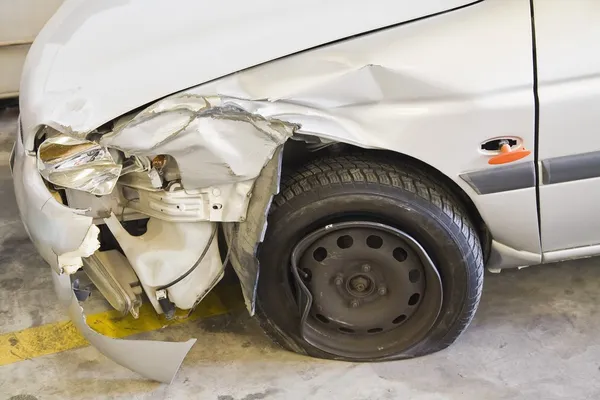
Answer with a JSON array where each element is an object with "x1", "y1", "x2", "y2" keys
[{"x1": 14, "y1": 0, "x2": 600, "y2": 383}]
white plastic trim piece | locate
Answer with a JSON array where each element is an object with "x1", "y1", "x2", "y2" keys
[{"x1": 57, "y1": 224, "x2": 101, "y2": 274}]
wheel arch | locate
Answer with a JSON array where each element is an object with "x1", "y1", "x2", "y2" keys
[{"x1": 280, "y1": 140, "x2": 492, "y2": 262}]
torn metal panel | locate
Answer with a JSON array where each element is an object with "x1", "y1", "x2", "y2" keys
[
  {"x1": 100, "y1": 95, "x2": 295, "y2": 190},
  {"x1": 224, "y1": 148, "x2": 283, "y2": 314},
  {"x1": 14, "y1": 119, "x2": 204, "y2": 382},
  {"x1": 19, "y1": 0, "x2": 479, "y2": 150},
  {"x1": 52, "y1": 272, "x2": 194, "y2": 383},
  {"x1": 186, "y1": 0, "x2": 540, "y2": 254}
]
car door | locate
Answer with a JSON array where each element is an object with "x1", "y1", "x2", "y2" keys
[{"x1": 534, "y1": 0, "x2": 600, "y2": 256}]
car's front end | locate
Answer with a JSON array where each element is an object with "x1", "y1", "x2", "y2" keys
[{"x1": 15, "y1": 0, "x2": 542, "y2": 383}]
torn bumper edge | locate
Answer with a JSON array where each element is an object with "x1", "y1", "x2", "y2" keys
[
  {"x1": 13, "y1": 118, "x2": 195, "y2": 383},
  {"x1": 52, "y1": 271, "x2": 195, "y2": 383}
]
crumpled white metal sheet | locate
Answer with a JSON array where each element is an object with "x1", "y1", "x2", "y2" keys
[
  {"x1": 100, "y1": 95, "x2": 295, "y2": 190},
  {"x1": 19, "y1": 0, "x2": 476, "y2": 144}
]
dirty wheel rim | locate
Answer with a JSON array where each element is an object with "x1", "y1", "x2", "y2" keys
[{"x1": 293, "y1": 221, "x2": 444, "y2": 359}]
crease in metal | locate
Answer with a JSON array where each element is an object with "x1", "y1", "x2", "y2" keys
[
  {"x1": 223, "y1": 148, "x2": 283, "y2": 314},
  {"x1": 98, "y1": 95, "x2": 295, "y2": 190}
]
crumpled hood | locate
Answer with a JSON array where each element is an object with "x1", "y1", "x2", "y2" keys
[{"x1": 19, "y1": 0, "x2": 478, "y2": 148}]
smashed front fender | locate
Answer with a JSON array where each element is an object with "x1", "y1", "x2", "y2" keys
[
  {"x1": 19, "y1": 0, "x2": 477, "y2": 150},
  {"x1": 223, "y1": 148, "x2": 283, "y2": 314},
  {"x1": 13, "y1": 119, "x2": 196, "y2": 383},
  {"x1": 99, "y1": 95, "x2": 295, "y2": 190},
  {"x1": 94, "y1": 96, "x2": 296, "y2": 315},
  {"x1": 12, "y1": 118, "x2": 99, "y2": 274}
]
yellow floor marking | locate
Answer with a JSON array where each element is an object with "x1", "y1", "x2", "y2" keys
[{"x1": 0, "y1": 287, "x2": 238, "y2": 366}]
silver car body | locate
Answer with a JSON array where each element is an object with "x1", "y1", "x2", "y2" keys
[{"x1": 13, "y1": 0, "x2": 600, "y2": 382}]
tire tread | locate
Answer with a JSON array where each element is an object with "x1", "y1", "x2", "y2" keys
[{"x1": 259, "y1": 154, "x2": 484, "y2": 356}]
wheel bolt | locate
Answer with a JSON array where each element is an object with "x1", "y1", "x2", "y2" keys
[
  {"x1": 361, "y1": 264, "x2": 371, "y2": 272},
  {"x1": 350, "y1": 299, "x2": 360, "y2": 308},
  {"x1": 378, "y1": 286, "x2": 387, "y2": 296},
  {"x1": 334, "y1": 276, "x2": 343, "y2": 286}
]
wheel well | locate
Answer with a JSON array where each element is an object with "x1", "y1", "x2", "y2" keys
[{"x1": 281, "y1": 141, "x2": 491, "y2": 260}]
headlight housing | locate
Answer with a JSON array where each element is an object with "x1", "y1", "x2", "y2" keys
[{"x1": 37, "y1": 136, "x2": 122, "y2": 196}]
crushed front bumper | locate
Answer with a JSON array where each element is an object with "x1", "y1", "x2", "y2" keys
[{"x1": 11, "y1": 118, "x2": 196, "y2": 383}]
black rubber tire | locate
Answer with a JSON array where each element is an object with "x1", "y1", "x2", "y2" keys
[{"x1": 256, "y1": 154, "x2": 484, "y2": 360}]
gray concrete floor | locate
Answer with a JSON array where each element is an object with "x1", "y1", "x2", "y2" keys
[{"x1": 2, "y1": 106, "x2": 600, "y2": 399}]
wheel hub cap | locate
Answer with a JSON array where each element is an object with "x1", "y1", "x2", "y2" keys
[{"x1": 347, "y1": 274, "x2": 372, "y2": 296}]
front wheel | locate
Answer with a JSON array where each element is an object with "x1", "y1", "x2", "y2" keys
[{"x1": 256, "y1": 155, "x2": 484, "y2": 360}]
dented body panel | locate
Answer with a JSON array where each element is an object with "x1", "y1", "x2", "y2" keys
[
  {"x1": 19, "y1": 0, "x2": 538, "y2": 256},
  {"x1": 15, "y1": 0, "x2": 549, "y2": 383},
  {"x1": 13, "y1": 120, "x2": 195, "y2": 382},
  {"x1": 101, "y1": 96, "x2": 294, "y2": 190},
  {"x1": 19, "y1": 0, "x2": 477, "y2": 148},
  {"x1": 12, "y1": 119, "x2": 99, "y2": 273},
  {"x1": 190, "y1": 0, "x2": 539, "y2": 256}
]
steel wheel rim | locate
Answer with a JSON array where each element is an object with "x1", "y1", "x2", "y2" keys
[{"x1": 291, "y1": 221, "x2": 443, "y2": 359}]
